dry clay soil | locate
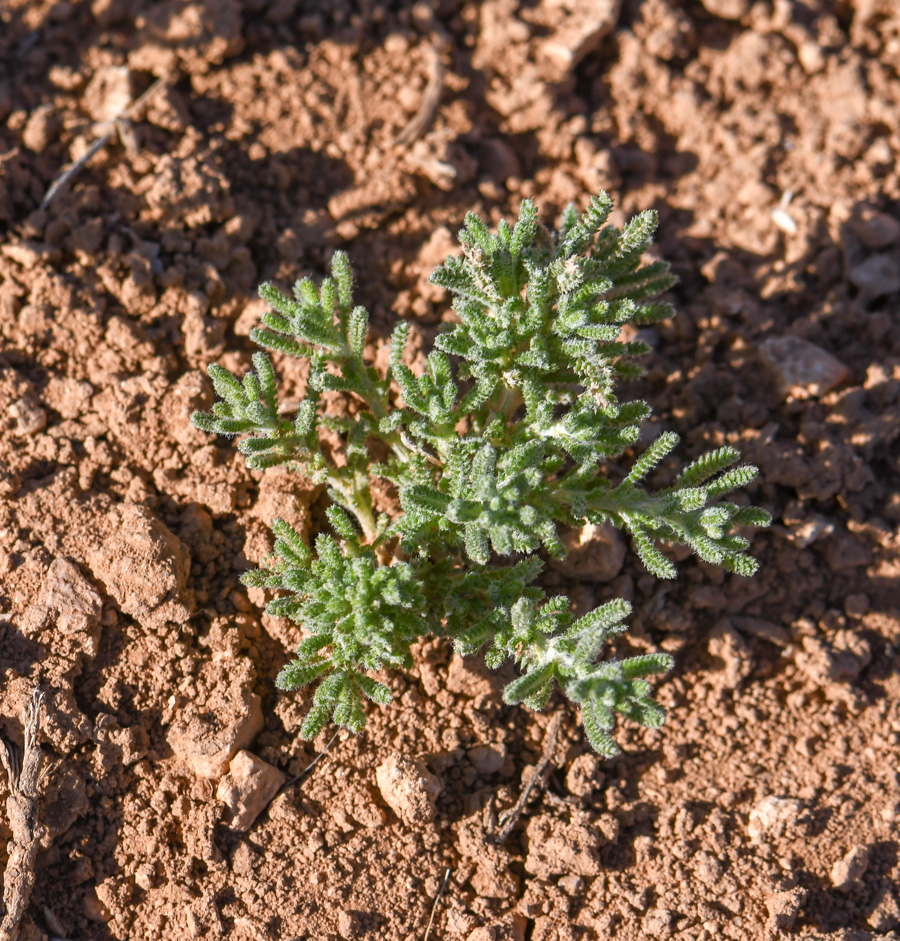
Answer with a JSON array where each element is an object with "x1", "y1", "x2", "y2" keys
[{"x1": 1, "y1": 0, "x2": 900, "y2": 939}]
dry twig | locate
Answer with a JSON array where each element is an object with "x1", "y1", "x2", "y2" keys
[
  {"x1": 246, "y1": 731, "x2": 343, "y2": 834},
  {"x1": 391, "y1": 45, "x2": 445, "y2": 149},
  {"x1": 0, "y1": 689, "x2": 53, "y2": 941},
  {"x1": 274, "y1": 729, "x2": 341, "y2": 799},
  {"x1": 41, "y1": 77, "x2": 167, "y2": 209},
  {"x1": 490, "y1": 712, "x2": 563, "y2": 845},
  {"x1": 422, "y1": 868, "x2": 451, "y2": 941}
]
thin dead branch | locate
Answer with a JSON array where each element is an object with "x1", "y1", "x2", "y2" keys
[
  {"x1": 0, "y1": 689, "x2": 54, "y2": 941},
  {"x1": 391, "y1": 46, "x2": 444, "y2": 149},
  {"x1": 422, "y1": 867, "x2": 451, "y2": 941},
  {"x1": 275, "y1": 729, "x2": 341, "y2": 798},
  {"x1": 490, "y1": 712, "x2": 563, "y2": 845},
  {"x1": 41, "y1": 77, "x2": 167, "y2": 209},
  {"x1": 246, "y1": 731, "x2": 343, "y2": 835}
]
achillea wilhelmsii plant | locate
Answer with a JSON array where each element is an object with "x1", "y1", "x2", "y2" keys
[{"x1": 193, "y1": 192, "x2": 769, "y2": 756}]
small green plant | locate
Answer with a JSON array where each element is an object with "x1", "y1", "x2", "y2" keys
[{"x1": 193, "y1": 192, "x2": 769, "y2": 756}]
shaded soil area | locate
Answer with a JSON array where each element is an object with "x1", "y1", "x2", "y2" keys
[{"x1": 1, "y1": 0, "x2": 899, "y2": 939}]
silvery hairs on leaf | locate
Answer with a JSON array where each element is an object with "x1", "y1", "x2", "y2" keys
[{"x1": 193, "y1": 191, "x2": 769, "y2": 756}]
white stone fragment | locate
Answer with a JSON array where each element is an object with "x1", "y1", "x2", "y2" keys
[
  {"x1": 748, "y1": 795, "x2": 803, "y2": 844},
  {"x1": 771, "y1": 207, "x2": 797, "y2": 234}
]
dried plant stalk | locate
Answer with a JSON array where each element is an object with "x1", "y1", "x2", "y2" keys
[{"x1": 0, "y1": 690, "x2": 52, "y2": 941}]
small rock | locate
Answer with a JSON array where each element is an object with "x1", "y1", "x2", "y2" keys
[
  {"x1": 43, "y1": 376, "x2": 94, "y2": 420},
  {"x1": 771, "y1": 206, "x2": 798, "y2": 235},
  {"x1": 797, "y1": 40, "x2": 825, "y2": 74},
  {"x1": 88, "y1": 503, "x2": 193, "y2": 629},
  {"x1": 707, "y1": 621, "x2": 754, "y2": 687},
  {"x1": 787, "y1": 514, "x2": 835, "y2": 547},
  {"x1": 467, "y1": 912, "x2": 527, "y2": 941},
  {"x1": 868, "y1": 886, "x2": 900, "y2": 931},
  {"x1": 765, "y1": 887, "x2": 806, "y2": 932},
  {"x1": 9, "y1": 397, "x2": 47, "y2": 436},
  {"x1": 32, "y1": 557, "x2": 103, "y2": 635},
  {"x1": 134, "y1": 862, "x2": 157, "y2": 891},
  {"x1": 467, "y1": 743, "x2": 507, "y2": 776},
  {"x1": 471, "y1": 860, "x2": 519, "y2": 898},
  {"x1": 540, "y1": 0, "x2": 623, "y2": 81},
  {"x1": 795, "y1": 633, "x2": 871, "y2": 685},
  {"x1": 747, "y1": 795, "x2": 803, "y2": 843},
  {"x1": 830, "y1": 844, "x2": 870, "y2": 891},
  {"x1": 566, "y1": 753, "x2": 604, "y2": 798},
  {"x1": 83, "y1": 66, "x2": 133, "y2": 122},
  {"x1": 558, "y1": 874, "x2": 586, "y2": 896},
  {"x1": 847, "y1": 204, "x2": 900, "y2": 249},
  {"x1": 375, "y1": 753, "x2": 442, "y2": 828},
  {"x1": 759, "y1": 336, "x2": 849, "y2": 399},
  {"x1": 525, "y1": 814, "x2": 603, "y2": 877},
  {"x1": 596, "y1": 813, "x2": 620, "y2": 842},
  {"x1": 549, "y1": 522, "x2": 625, "y2": 581},
  {"x1": 848, "y1": 253, "x2": 900, "y2": 303},
  {"x1": 22, "y1": 104, "x2": 59, "y2": 151},
  {"x1": 216, "y1": 750, "x2": 286, "y2": 831},
  {"x1": 337, "y1": 910, "x2": 362, "y2": 940},
  {"x1": 695, "y1": 850, "x2": 725, "y2": 884},
  {"x1": 168, "y1": 677, "x2": 264, "y2": 779},
  {"x1": 699, "y1": 0, "x2": 749, "y2": 18}
]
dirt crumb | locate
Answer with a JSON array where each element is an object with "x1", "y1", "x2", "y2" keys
[
  {"x1": 216, "y1": 750, "x2": 285, "y2": 831},
  {"x1": 467, "y1": 912, "x2": 527, "y2": 941},
  {"x1": 87, "y1": 503, "x2": 193, "y2": 630},
  {"x1": 830, "y1": 844, "x2": 871, "y2": 892},
  {"x1": 167, "y1": 667, "x2": 263, "y2": 779},
  {"x1": 748, "y1": 796, "x2": 805, "y2": 844},
  {"x1": 375, "y1": 753, "x2": 441, "y2": 828},
  {"x1": 549, "y1": 522, "x2": 625, "y2": 581},
  {"x1": 524, "y1": 813, "x2": 605, "y2": 877}
]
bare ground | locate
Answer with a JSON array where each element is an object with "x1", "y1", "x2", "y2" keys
[{"x1": 1, "y1": 1, "x2": 899, "y2": 939}]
